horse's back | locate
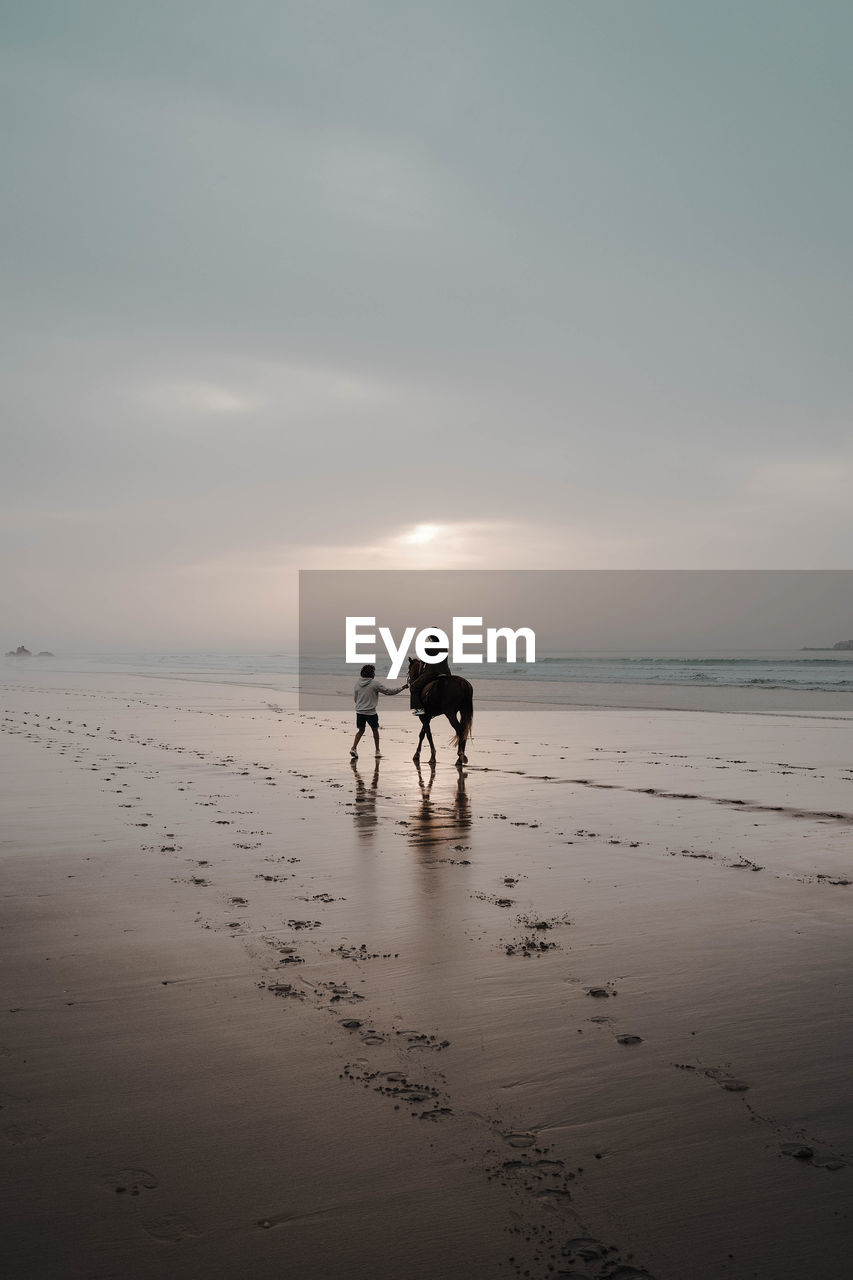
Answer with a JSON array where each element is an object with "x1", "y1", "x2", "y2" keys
[{"x1": 422, "y1": 673, "x2": 471, "y2": 706}]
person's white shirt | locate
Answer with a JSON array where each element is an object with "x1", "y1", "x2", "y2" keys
[{"x1": 353, "y1": 676, "x2": 404, "y2": 713}]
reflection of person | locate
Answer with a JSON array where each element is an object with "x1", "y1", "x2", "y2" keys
[
  {"x1": 410, "y1": 634, "x2": 452, "y2": 715},
  {"x1": 351, "y1": 664, "x2": 405, "y2": 758},
  {"x1": 350, "y1": 757, "x2": 380, "y2": 835}
]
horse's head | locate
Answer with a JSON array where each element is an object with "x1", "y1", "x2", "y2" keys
[{"x1": 408, "y1": 656, "x2": 424, "y2": 679}]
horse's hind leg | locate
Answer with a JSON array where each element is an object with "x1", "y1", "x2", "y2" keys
[{"x1": 448, "y1": 712, "x2": 468, "y2": 765}]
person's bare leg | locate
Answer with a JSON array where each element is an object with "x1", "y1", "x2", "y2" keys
[
  {"x1": 371, "y1": 725, "x2": 381, "y2": 757},
  {"x1": 351, "y1": 726, "x2": 365, "y2": 756}
]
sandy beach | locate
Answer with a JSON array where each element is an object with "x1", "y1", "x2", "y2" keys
[
  {"x1": 2, "y1": 665, "x2": 853, "y2": 1280},
  {"x1": 6, "y1": 1, "x2": 853, "y2": 1275}
]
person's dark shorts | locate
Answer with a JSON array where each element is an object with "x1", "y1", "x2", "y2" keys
[{"x1": 356, "y1": 712, "x2": 379, "y2": 730}]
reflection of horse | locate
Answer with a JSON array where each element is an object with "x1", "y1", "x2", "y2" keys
[
  {"x1": 407, "y1": 657, "x2": 474, "y2": 766},
  {"x1": 409, "y1": 762, "x2": 471, "y2": 848}
]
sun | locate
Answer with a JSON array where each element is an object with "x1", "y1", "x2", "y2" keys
[{"x1": 403, "y1": 523, "x2": 441, "y2": 545}]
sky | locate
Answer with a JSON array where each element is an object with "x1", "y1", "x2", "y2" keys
[
  {"x1": 2, "y1": 1, "x2": 852, "y2": 650},
  {"x1": 300, "y1": 571, "x2": 853, "y2": 654}
]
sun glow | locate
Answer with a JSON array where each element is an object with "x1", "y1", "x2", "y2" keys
[{"x1": 403, "y1": 523, "x2": 441, "y2": 545}]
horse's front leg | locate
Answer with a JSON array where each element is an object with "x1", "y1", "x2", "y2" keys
[
  {"x1": 424, "y1": 719, "x2": 437, "y2": 764},
  {"x1": 413, "y1": 719, "x2": 427, "y2": 762}
]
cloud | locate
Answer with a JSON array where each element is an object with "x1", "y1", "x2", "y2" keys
[
  {"x1": 316, "y1": 136, "x2": 445, "y2": 232},
  {"x1": 295, "y1": 521, "x2": 652, "y2": 572},
  {"x1": 3, "y1": 4, "x2": 853, "y2": 651},
  {"x1": 140, "y1": 361, "x2": 394, "y2": 423},
  {"x1": 739, "y1": 456, "x2": 853, "y2": 513},
  {"x1": 144, "y1": 381, "x2": 257, "y2": 415}
]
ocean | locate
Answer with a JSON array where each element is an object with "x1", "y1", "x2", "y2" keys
[{"x1": 9, "y1": 650, "x2": 853, "y2": 694}]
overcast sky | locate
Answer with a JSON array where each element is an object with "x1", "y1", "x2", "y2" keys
[{"x1": 2, "y1": 2, "x2": 852, "y2": 650}]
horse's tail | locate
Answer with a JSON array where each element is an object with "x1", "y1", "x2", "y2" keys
[{"x1": 453, "y1": 680, "x2": 474, "y2": 750}]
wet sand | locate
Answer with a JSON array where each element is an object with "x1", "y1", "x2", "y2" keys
[{"x1": 2, "y1": 668, "x2": 853, "y2": 1279}]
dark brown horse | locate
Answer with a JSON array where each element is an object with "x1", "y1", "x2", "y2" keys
[{"x1": 407, "y1": 657, "x2": 474, "y2": 766}]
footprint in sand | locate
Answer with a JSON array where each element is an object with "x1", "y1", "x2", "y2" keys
[
  {"x1": 779, "y1": 1142, "x2": 845, "y2": 1171},
  {"x1": 534, "y1": 1186, "x2": 573, "y2": 1207},
  {"x1": 810, "y1": 1155, "x2": 846, "y2": 1171},
  {"x1": 318, "y1": 982, "x2": 364, "y2": 1005},
  {"x1": 674, "y1": 1063, "x2": 749, "y2": 1093},
  {"x1": 502, "y1": 1131, "x2": 537, "y2": 1149},
  {"x1": 103, "y1": 1167, "x2": 159, "y2": 1195},
  {"x1": 397, "y1": 1030, "x2": 451, "y2": 1052},
  {"x1": 142, "y1": 1213, "x2": 201, "y2": 1241},
  {"x1": 502, "y1": 1156, "x2": 565, "y2": 1176},
  {"x1": 701, "y1": 1066, "x2": 749, "y2": 1092},
  {"x1": 263, "y1": 982, "x2": 306, "y2": 1001},
  {"x1": 562, "y1": 1237, "x2": 655, "y2": 1278},
  {"x1": 343, "y1": 1065, "x2": 445, "y2": 1111}
]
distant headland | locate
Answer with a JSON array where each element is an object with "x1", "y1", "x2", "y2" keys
[
  {"x1": 802, "y1": 640, "x2": 853, "y2": 651},
  {"x1": 4, "y1": 645, "x2": 54, "y2": 657}
]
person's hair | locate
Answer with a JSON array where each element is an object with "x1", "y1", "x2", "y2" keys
[{"x1": 360, "y1": 664, "x2": 376, "y2": 678}]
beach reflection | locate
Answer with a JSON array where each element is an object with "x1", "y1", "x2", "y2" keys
[
  {"x1": 408, "y1": 763, "x2": 471, "y2": 851},
  {"x1": 408, "y1": 766, "x2": 473, "y2": 931},
  {"x1": 349, "y1": 757, "x2": 380, "y2": 838},
  {"x1": 347, "y1": 756, "x2": 473, "y2": 858}
]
